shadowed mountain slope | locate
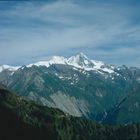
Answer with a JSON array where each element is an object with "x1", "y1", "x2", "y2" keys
[{"x1": 0, "y1": 85, "x2": 140, "y2": 140}]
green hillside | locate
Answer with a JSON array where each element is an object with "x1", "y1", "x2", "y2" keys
[{"x1": 0, "y1": 85, "x2": 140, "y2": 140}]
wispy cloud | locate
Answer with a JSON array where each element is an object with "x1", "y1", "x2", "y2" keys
[{"x1": 0, "y1": 0, "x2": 140, "y2": 66}]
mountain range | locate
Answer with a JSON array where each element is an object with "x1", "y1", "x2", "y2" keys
[
  {"x1": 0, "y1": 53, "x2": 140, "y2": 124},
  {"x1": 0, "y1": 85, "x2": 140, "y2": 140}
]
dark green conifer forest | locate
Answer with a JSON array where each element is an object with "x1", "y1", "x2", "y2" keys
[{"x1": 0, "y1": 85, "x2": 140, "y2": 140}]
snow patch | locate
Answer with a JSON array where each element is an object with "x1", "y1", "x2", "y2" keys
[{"x1": 0, "y1": 65, "x2": 20, "y2": 73}]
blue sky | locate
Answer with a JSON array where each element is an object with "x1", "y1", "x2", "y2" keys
[{"x1": 0, "y1": 0, "x2": 140, "y2": 67}]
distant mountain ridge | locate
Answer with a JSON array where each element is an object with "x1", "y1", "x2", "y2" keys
[
  {"x1": 0, "y1": 53, "x2": 140, "y2": 124},
  {"x1": 0, "y1": 52, "x2": 115, "y2": 73}
]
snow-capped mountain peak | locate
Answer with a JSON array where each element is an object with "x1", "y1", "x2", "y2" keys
[
  {"x1": 77, "y1": 52, "x2": 88, "y2": 59},
  {"x1": 68, "y1": 52, "x2": 89, "y2": 63},
  {"x1": 67, "y1": 53, "x2": 95, "y2": 69},
  {"x1": 0, "y1": 53, "x2": 115, "y2": 74},
  {"x1": 67, "y1": 53, "x2": 114, "y2": 73},
  {"x1": 49, "y1": 56, "x2": 67, "y2": 65},
  {"x1": 27, "y1": 56, "x2": 67, "y2": 68}
]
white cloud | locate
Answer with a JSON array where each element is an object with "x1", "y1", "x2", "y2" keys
[{"x1": 0, "y1": 0, "x2": 140, "y2": 66}]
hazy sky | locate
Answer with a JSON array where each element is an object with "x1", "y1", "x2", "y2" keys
[{"x1": 0, "y1": 0, "x2": 140, "y2": 67}]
